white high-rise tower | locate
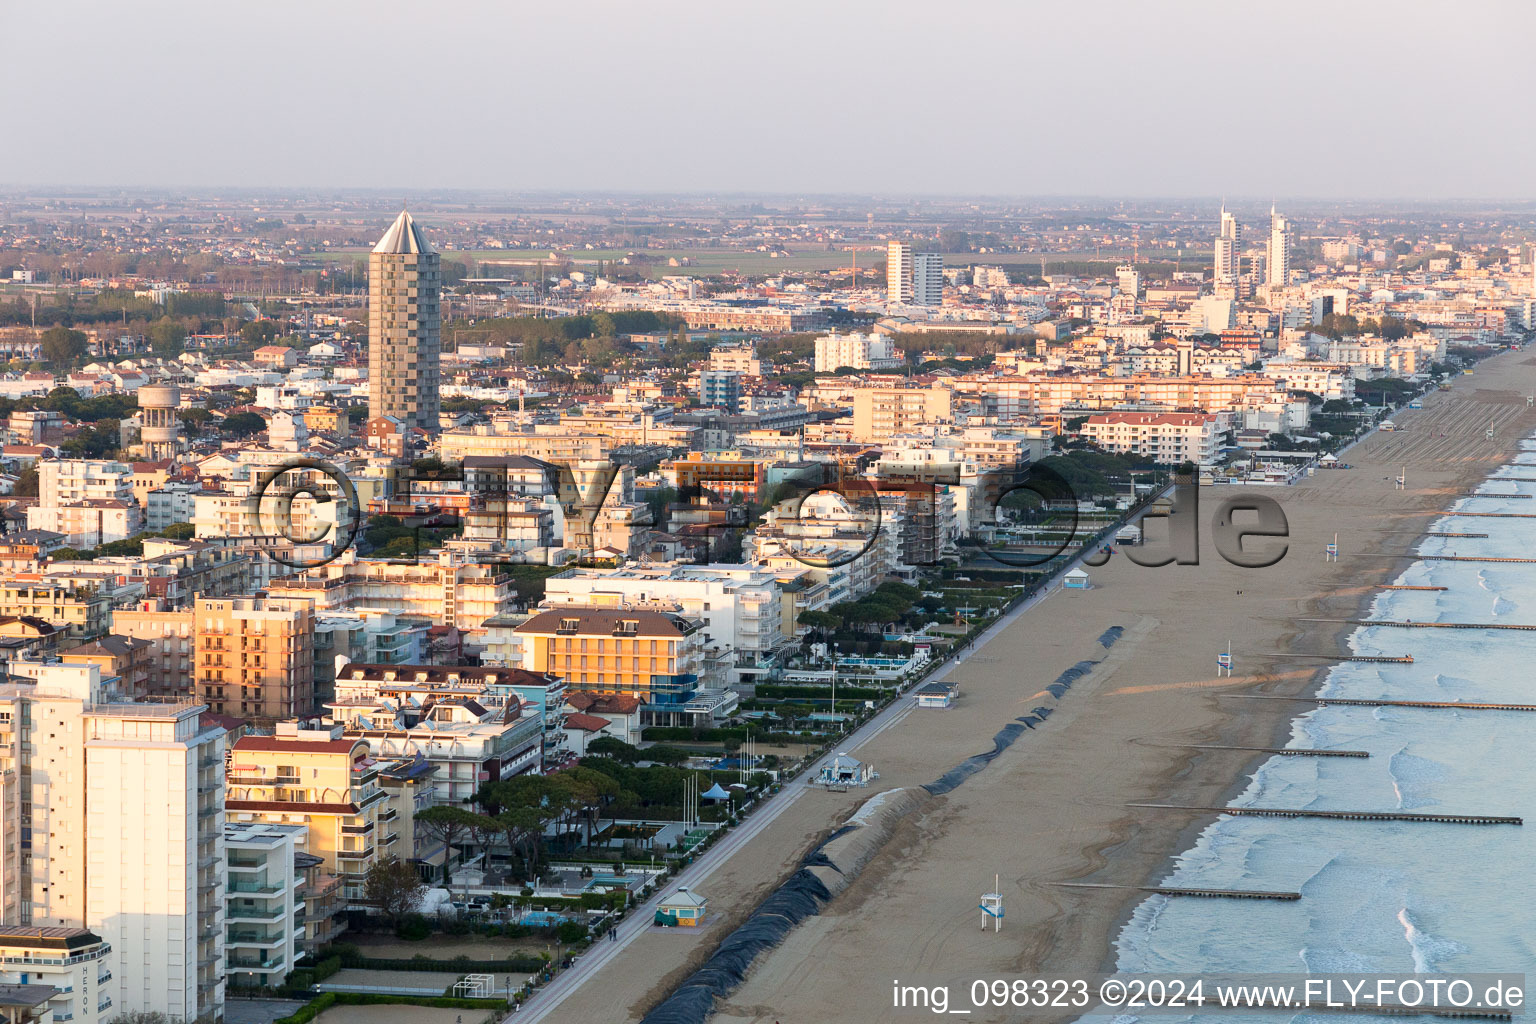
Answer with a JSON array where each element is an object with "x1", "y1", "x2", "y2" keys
[
  {"x1": 1267, "y1": 206, "x2": 1292, "y2": 287},
  {"x1": 886, "y1": 240, "x2": 913, "y2": 302},
  {"x1": 1214, "y1": 206, "x2": 1241, "y2": 288}
]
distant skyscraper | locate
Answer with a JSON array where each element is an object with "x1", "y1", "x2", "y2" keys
[
  {"x1": 912, "y1": 252, "x2": 943, "y2": 305},
  {"x1": 887, "y1": 240, "x2": 913, "y2": 302},
  {"x1": 887, "y1": 241, "x2": 942, "y2": 305},
  {"x1": 369, "y1": 210, "x2": 441, "y2": 433},
  {"x1": 1267, "y1": 206, "x2": 1292, "y2": 287},
  {"x1": 1214, "y1": 206, "x2": 1241, "y2": 288}
]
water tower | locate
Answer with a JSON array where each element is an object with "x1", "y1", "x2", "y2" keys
[{"x1": 136, "y1": 384, "x2": 182, "y2": 460}]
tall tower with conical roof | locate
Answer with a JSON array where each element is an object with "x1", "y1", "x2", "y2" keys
[{"x1": 368, "y1": 210, "x2": 441, "y2": 433}]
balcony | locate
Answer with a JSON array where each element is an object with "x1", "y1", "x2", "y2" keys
[
  {"x1": 225, "y1": 905, "x2": 285, "y2": 924},
  {"x1": 228, "y1": 879, "x2": 284, "y2": 895},
  {"x1": 341, "y1": 821, "x2": 374, "y2": 836},
  {"x1": 227, "y1": 955, "x2": 286, "y2": 972},
  {"x1": 227, "y1": 928, "x2": 285, "y2": 947}
]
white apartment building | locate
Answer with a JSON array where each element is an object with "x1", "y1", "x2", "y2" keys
[
  {"x1": 224, "y1": 823, "x2": 304, "y2": 990},
  {"x1": 1214, "y1": 206, "x2": 1241, "y2": 288},
  {"x1": 1083, "y1": 412, "x2": 1221, "y2": 466},
  {"x1": 37, "y1": 461, "x2": 134, "y2": 508},
  {"x1": 0, "y1": 927, "x2": 113, "y2": 1024},
  {"x1": 1268, "y1": 207, "x2": 1292, "y2": 287},
  {"x1": 887, "y1": 240, "x2": 914, "y2": 303},
  {"x1": 746, "y1": 492, "x2": 902, "y2": 603},
  {"x1": 327, "y1": 688, "x2": 544, "y2": 804},
  {"x1": 813, "y1": 331, "x2": 902, "y2": 373},
  {"x1": 265, "y1": 552, "x2": 518, "y2": 644},
  {"x1": 26, "y1": 500, "x2": 142, "y2": 549},
  {"x1": 707, "y1": 344, "x2": 765, "y2": 375},
  {"x1": 27, "y1": 461, "x2": 142, "y2": 547},
  {"x1": 912, "y1": 252, "x2": 943, "y2": 305},
  {"x1": 973, "y1": 265, "x2": 1011, "y2": 289},
  {"x1": 0, "y1": 662, "x2": 226, "y2": 1023},
  {"x1": 541, "y1": 562, "x2": 794, "y2": 685},
  {"x1": 1260, "y1": 360, "x2": 1357, "y2": 401},
  {"x1": 886, "y1": 243, "x2": 942, "y2": 306}
]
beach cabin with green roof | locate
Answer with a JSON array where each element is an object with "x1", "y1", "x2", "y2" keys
[{"x1": 655, "y1": 886, "x2": 708, "y2": 927}]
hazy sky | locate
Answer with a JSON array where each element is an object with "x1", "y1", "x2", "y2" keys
[{"x1": 6, "y1": 0, "x2": 1534, "y2": 197}]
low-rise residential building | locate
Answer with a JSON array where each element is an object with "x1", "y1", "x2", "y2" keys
[
  {"x1": 542, "y1": 562, "x2": 794, "y2": 686},
  {"x1": 266, "y1": 553, "x2": 517, "y2": 648},
  {"x1": 514, "y1": 608, "x2": 704, "y2": 723},
  {"x1": 326, "y1": 666, "x2": 544, "y2": 803},
  {"x1": 1082, "y1": 411, "x2": 1221, "y2": 466}
]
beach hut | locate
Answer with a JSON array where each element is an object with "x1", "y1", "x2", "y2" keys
[
  {"x1": 654, "y1": 887, "x2": 708, "y2": 927},
  {"x1": 1063, "y1": 568, "x2": 1090, "y2": 590},
  {"x1": 819, "y1": 753, "x2": 874, "y2": 787},
  {"x1": 915, "y1": 681, "x2": 958, "y2": 709},
  {"x1": 1115, "y1": 524, "x2": 1142, "y2": 545}
]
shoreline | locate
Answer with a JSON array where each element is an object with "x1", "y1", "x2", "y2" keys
[{"x1": 1080, "y1": 374, "x2": 1529, "y2": 991}]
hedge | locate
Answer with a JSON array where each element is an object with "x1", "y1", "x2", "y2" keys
[
  {"x1": 275, "y1": 991, "x2": 507, "y2": 1024},
  {"x1": 753, "y1": 684, "x2": 884, "y2": 701},
  {"x1": 339, "y1": 952, "x2": 547, "y2": 974},
  {"x1": 640, "y1": 726, "x2": 803, "y2": 743}
]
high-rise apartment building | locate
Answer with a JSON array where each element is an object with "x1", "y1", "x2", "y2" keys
[
  {"x1": 1214, "y1": 206, "x2": 1241, "y2": 288},
  {"x1": 368, "y1": 210, "x2": 441, "y2": 434},
  {"x1": 194, "y1": 596, "x2": 316, "y2": 720},
  {"x1": 912, "y1": 252, "x2": 943, "y2": 305},
  {"x1": 0, "y1": 662, "x2": 226, "y2": 1022},
  {"x1": 886, "y1": 242, "x2": 941, "y2": 304},
  {"x1": 886, "y1": 240, "x2": 913, "y2": 302},
  {"x1": 1267, "y1": 206, "x2": 1292, "y2": 287}
]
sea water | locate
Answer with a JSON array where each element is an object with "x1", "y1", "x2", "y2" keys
[{"x1": 1083, "y1": 449, "x2": 1536, "y2": 1024}]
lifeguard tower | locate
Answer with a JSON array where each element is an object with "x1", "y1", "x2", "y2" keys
[{"x1": 980, "y1": 874, "x2": 1004, "y2": 931}]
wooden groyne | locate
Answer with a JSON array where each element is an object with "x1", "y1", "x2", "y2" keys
[
  {"x1": 1442, "y1": 511, "x2": 1536, "y2": 518},
  {"x1": 1183, "y1": 744, "x2": 1370, "y2": 758},
  {"x1": 1378, "y1": 584, "x2": 1447, "y2": 590},
  {"x1": 1053, "y1": 881, "x2": 1300, "y2": 901},
  {"x1": 1244, "y1": 652, "x2": 1413, "y2": 663},
  {"x1": 1420, "y1": 555, "x2": 1536, "y2": 563},
  {"x1": 1302, "y1": 617, "x2": 1536, "y2": 631},
  {"x1": 1229, "y1": 694, "x2": 1536, "y2": 712},
  {"x1": 1130, "y1": 803, "x2": 1521, "y2": 825},
  {"x1": 1457, "y1": 492, "x2": 1532, "y2": 499},
  {"x1": 1424, "y1": 532, "x2": 1489, "y2": 538}
]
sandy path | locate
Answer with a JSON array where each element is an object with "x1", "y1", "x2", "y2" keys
[{"x1": 542, "y1": 351, "x2": 1536, "y2": 1024}]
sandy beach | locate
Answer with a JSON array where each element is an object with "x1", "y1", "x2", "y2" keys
[{"x1": 542, "y1": 349, "x2": 1536, "y2": 1024}]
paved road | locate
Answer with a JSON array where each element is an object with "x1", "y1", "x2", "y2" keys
[{"x1": 505, "y1": 540, "x2": 1116, "y2": 1023}]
